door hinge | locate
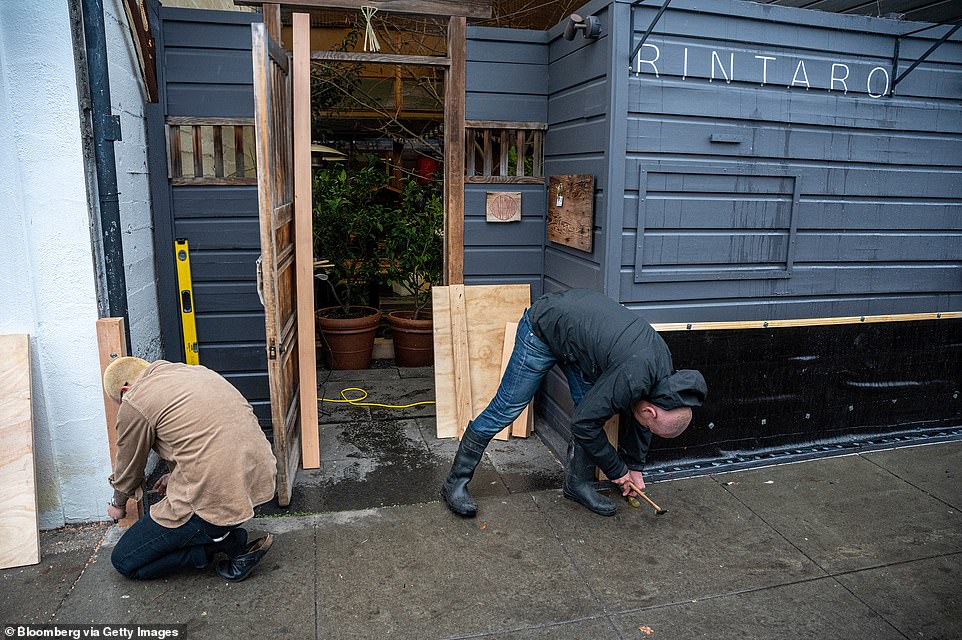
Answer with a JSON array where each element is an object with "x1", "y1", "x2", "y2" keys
[{"x1": 268, "y1": 340, "x2": 277, "y2": 360}]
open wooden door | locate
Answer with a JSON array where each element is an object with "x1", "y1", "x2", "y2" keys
[{"x1": 252, "y1": 22, "x2": 300, "y2": 506}]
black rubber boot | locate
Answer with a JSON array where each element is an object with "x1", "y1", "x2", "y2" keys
[
  {"x1": 215, "y1": 533, "x2": 273, "y2": 583},
  {"x1": 562, "y1": 441, "x2": 617, "y2": 516},
  {"x1": 440, "y1": 427, "x2": 492, "y2": 517}
]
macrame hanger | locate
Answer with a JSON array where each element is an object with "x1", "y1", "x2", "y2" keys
[{"x1": 361, "y1": 6, "x2": 381, "y2": 53}]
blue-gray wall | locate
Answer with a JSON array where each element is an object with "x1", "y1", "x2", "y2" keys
[
  {"x1": 464, "y1": 27, "x2": 548, "y2": 298},
  {"x1": 620, "y1": 0, "x2": 962, "y2": 321},
  {"x1": 147, "y1": 8, "x2": 270, "y2": 425}
]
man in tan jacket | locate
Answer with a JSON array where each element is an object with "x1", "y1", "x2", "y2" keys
[{"x1": 103, "y1": 357, "x2": 277, "y2": 581}]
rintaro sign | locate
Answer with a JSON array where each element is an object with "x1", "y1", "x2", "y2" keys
[{"x1": 632, "y1": 42, "x2": 895, "y2": 98}]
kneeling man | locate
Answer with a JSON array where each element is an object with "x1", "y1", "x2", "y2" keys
[{"x1": 103, "y1": 357, "x2": 277, "y2": 581}]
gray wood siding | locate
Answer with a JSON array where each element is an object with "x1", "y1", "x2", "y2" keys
[
  {"x1": 621, "y1": 0, "x2": 962, "y2": 321},
  {"x1": 149, "y1": 8, "x2": 269, "y2": 422},
  {"x1": 541, "y1": 0, "x2": 615, "y2": 295},
  {"x1": 465, "y1": 28, "x2": 548, "y2": 297}
]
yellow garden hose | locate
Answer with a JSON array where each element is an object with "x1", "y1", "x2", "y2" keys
[{"x1": 318, "y1": 387, "x2": 436, "y2": 410}]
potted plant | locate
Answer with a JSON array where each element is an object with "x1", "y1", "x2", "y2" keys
[
  {"x1": 381, "y1": 176, "x2": 444, "y2": 367},
  {"x1": 313, "y1": 159, "x2": 387, "y2": 369}
]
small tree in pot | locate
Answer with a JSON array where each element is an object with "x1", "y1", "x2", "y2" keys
[
  {"x1": 313, "y1": 159, "x2": 387, "y2": 369},
  {"x1": 381, "y1": 176, "x2": 444, "y2": 367}
]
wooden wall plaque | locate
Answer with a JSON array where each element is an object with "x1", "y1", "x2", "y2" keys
[
  {"x1": 485, "y1": 191, "x2": 522, "y2": 222},
  {"x1": 547, "y1": 174, "x2": 594, "y2": 252}
]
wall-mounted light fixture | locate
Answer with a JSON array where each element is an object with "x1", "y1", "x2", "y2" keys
[{"x1": 562, "y1": 13, "x2": 601, "y2": 41}]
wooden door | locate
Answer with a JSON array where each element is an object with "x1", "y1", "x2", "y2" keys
[{"x1": 252, "y1": 22, "x2": 300, "y2": 506}]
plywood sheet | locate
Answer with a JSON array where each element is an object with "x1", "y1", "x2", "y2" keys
[
  {"x1": 433, "y1": 285, "x2": 531, "y2": 439},
  {"x1": 0, "y1": 334, "x2": 39, "y2": 569}
]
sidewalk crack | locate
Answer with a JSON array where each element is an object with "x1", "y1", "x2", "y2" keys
[
  {"x1": 529, "y1": 493, "x2": 625, "y2": 640},
  {"x1": 49, "y1": 524, "x2": 111, "y2": 622}
]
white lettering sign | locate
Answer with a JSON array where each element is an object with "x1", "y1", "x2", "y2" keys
[{"x1": 631, "y1": 43, "x2": 894, "y2": 99}]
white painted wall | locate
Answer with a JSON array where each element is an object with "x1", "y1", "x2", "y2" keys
[
  {"x1": 0, "y1": 2, "x2": 112, "y2": 528},
  {"x1": 104, "y1": 0, "x2": 163, "y2": 361}
]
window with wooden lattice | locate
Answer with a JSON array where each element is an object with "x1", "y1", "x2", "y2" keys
[
  {"x1": 166, "y1": 117, "x2": 257, "y2": 185},
  {"x1": 465, "y1": 121, "x2": 545, "y2": 184}
]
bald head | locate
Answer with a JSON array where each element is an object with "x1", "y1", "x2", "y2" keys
[
  {"x1": 102, "y1": 357, "x2": 150, "y2": 401},
  {"x1": 631, "y1": 400, "x2": 692, "y2": 438}
]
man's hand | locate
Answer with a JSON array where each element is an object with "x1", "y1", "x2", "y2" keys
[
  {"x1": 107, "y1": 502, "x2": 126, "y2": 522},
  {"x1": 152, "y1": 473, "x2": 170, "y2": 497},
  {"x1": 628, "y1": 469, "x2": 646, "y2": 493},
  {"x1": 612, "y1": 471, "x2": 646, "y2": 497}
]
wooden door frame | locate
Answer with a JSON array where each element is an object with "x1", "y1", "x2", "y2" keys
[{"x1": 257, "y1": 2, "x2": 473, "y2": 470}]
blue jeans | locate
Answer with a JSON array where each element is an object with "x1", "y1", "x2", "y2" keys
[
  {"x1": 469, "y1": 312, "x2": 592, "y2": 438},
  {"x1": 111, "y1": 512, "x2": 245, "y2": 580}
]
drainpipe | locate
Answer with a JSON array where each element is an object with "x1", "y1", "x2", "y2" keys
[{"x1": 81, "y1": 0, "x2": 131, "y2": 347}]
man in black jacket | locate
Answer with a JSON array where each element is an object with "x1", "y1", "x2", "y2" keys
[{"x1": 441, "y1": 288, "x2": 707, "y2": 517}]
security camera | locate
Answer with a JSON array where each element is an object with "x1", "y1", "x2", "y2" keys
[{"x1": 563, "y1": 13, "x2": 601, "y2": 41}]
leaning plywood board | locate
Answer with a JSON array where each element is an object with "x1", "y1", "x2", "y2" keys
[
  {"x1": 0, "y1": 334, "x2": 39, "y2": 569},
  {"x1": 433, "y1": 284, "x2": 531, "y2": 439}
]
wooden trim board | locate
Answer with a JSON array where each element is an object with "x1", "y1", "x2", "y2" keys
[
  {"x1": 651, "y1": 311, "x2": 962, "y2": 332},
  {"x1": 95, "y1": 318, "x2": 141, "y2": 527},
  {"x1": 0, "y1": 334, "x2": 39, "y2": 569},
  {"x1": 432, "y1": 284, "x2": 531, "y2": 440},
  {"x1": 293, "y1": 13, "x2": 319, "y2": 469}
]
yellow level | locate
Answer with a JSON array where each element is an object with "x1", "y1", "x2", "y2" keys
[{"x1": 174, "y1": 239, "x2": 199, "y2": 365}]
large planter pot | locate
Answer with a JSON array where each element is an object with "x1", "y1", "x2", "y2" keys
[
  {"x1": 316, "y1": 306, "x2": 381, "y2": 370},
  {"x1": 386, "y1": 310, "x2": 434, "y2": 367}
]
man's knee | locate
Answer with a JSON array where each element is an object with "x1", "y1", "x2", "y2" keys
[{"x1": 110, "y1": 544, "x2": 140, "y2": 579}]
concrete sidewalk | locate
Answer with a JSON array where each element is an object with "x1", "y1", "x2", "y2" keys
[{"x1": 2, "y1": 441, "x2": 960, "y2": 639}]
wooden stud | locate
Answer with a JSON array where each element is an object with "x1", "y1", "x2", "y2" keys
[
  {"x1": 234, "y1": 125, "x2": 246, "y2": 177},
  {"x1": 443, "y1": 15, "x2": 466, "y2": 285},
  {"x1": 499, "y1": 129, "x2": 508, "y2": 177},
  {"x1": 213, "y1": 125, "x2": 224, "y2": 178},
  {"x1": 482, "y1": 129, "x2": 493, "y2": 176},
  {"x1": 532, "y1": 130, "x2": 542, "y2": 178},
  {"x1": 465, "y1": 120, "x2": 547, "y2": 131},
  {"x1": 449, "y1": 285, "x2": 473, "y2": 437},
  {"x1": 192, "y1": 125, "x2": 204, "y2": 178},
  {"x1": 465, "y1": 129, "x2": 475, "y2": 177},
  {"x1": 293, "y1": 13, "x2": 319, "y2": 470},
  {"x1": 169, "y1": 125, "x2": 182, "y2": 178},
  {"x1": 95, "y1": 318, "x2": 141, "y2": 527},
  {"x1": 167, "y1": 116, "x2": 255, "y2": 127},
  {"x1": 0, "y1": 334, "x2": 39, "y2": 569},
  {"x1": 515, "y1": 130, "x2": 525, "y2": 177}
]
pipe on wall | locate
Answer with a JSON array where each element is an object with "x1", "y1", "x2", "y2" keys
[{"x1": 80, "y1": 0, "x2": 131, "y2": 348}]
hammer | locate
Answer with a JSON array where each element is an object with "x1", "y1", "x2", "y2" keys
[{"x1": 627, "y1": 481, "x2": 667, "y2": 515}]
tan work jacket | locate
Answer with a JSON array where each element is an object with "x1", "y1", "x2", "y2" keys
[{"x1": 109, "y1": 361, "x2": 277, "y2": 528}]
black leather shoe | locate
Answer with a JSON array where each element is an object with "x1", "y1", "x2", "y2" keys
[
  {"x1": 440, "y1": 426, "x2": 493, "y2": 517},
  {"x1": 562, "y1": 441, "x2": 617, "y2": 516},
  {"x1": 206, "y1": 527, "x2": 248, "y2": 561},
  {"x1": 215, "y1": 533, "x2": 273, "y2": 582}
]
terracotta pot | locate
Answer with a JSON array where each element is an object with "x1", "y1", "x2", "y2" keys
[
  {"x1": 386, "y1": 310, "x2": 434, "y2": 367},
  {"x1": 315, "y1": 306, "x2": 381, "y2": 370}
]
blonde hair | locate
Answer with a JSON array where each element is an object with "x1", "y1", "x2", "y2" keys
[{"x1": 102, "y1": 357, "x2": 150, "y2": 401}]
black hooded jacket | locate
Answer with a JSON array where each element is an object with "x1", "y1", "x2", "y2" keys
[{"x1": 528, "y1": 289, "x2": 707, "y2": 480}]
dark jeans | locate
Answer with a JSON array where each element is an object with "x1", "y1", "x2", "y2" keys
[
  {"x1": 469, "y1": 311, "x2": 592, "y2": 438},
  {"x1": 111, "y1": 512, "x2": 246, "y2": 580}
]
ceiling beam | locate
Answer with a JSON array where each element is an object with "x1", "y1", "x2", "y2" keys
[{"x1": 235, "y1": 0, "x2": 492, "y2": 19}]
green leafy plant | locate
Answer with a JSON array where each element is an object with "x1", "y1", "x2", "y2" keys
[
  {"x1": 312, "y1": 158, "x2": 388, "y2": 317},
  {"x1": 381, "y1": 177, "x2": 444, "y2": 319}
]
